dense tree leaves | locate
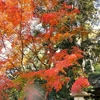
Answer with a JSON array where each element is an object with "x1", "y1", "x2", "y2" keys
[{"x1": 0, "y1": 0, "x2": 94, "y2": 100}]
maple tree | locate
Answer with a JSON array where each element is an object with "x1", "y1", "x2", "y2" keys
[{"x1": 0, "y1": 0, "x2": 92, "y2": 100}]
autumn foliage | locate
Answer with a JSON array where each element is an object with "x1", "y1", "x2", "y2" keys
[
  {"x1": 0, "y1": 0, "x2": 90, "y2": 99},
  {"x1": 71, "y1": 77, "x2": 90, "y2": 94}
]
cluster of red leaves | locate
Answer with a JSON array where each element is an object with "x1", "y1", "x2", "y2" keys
[
  {"x1": 71, "y1": 46, "x2": 84, "y2": 59},
  {"x1": 0, "y1": 74, "x2": 15, "y2": 89},
  {"x1": 71, "y1": 77, "x2": 90, "y2": 94},
  {"x1": 0, "y1": 60, "x2": 6, "y2": 65},
  {"x1": 41, "y1": 2, "x2": 80, "y2": 27},
  {"x1": 0, "y1": 0, "x2": 34, "y2": 36},
  {"x1": 0, "y1": 0, "x2": 21, "y2": 26},
  {"x1": 21, "y1": 47, "x2": 83, "y2": 92},
  {"x1": 0, "y1": 74, "x2": 16, "y2": 99},
  {"x1": 41, "y1": 13, "x2": 58, "y2": 26},
  {"x1": 21, "y1": 68, "x2": 70, "y2": 92}
]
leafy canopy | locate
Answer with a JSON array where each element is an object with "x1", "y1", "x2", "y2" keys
[{"x1": 0, "y1": 0, "x2": 91, "y2": 100}]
